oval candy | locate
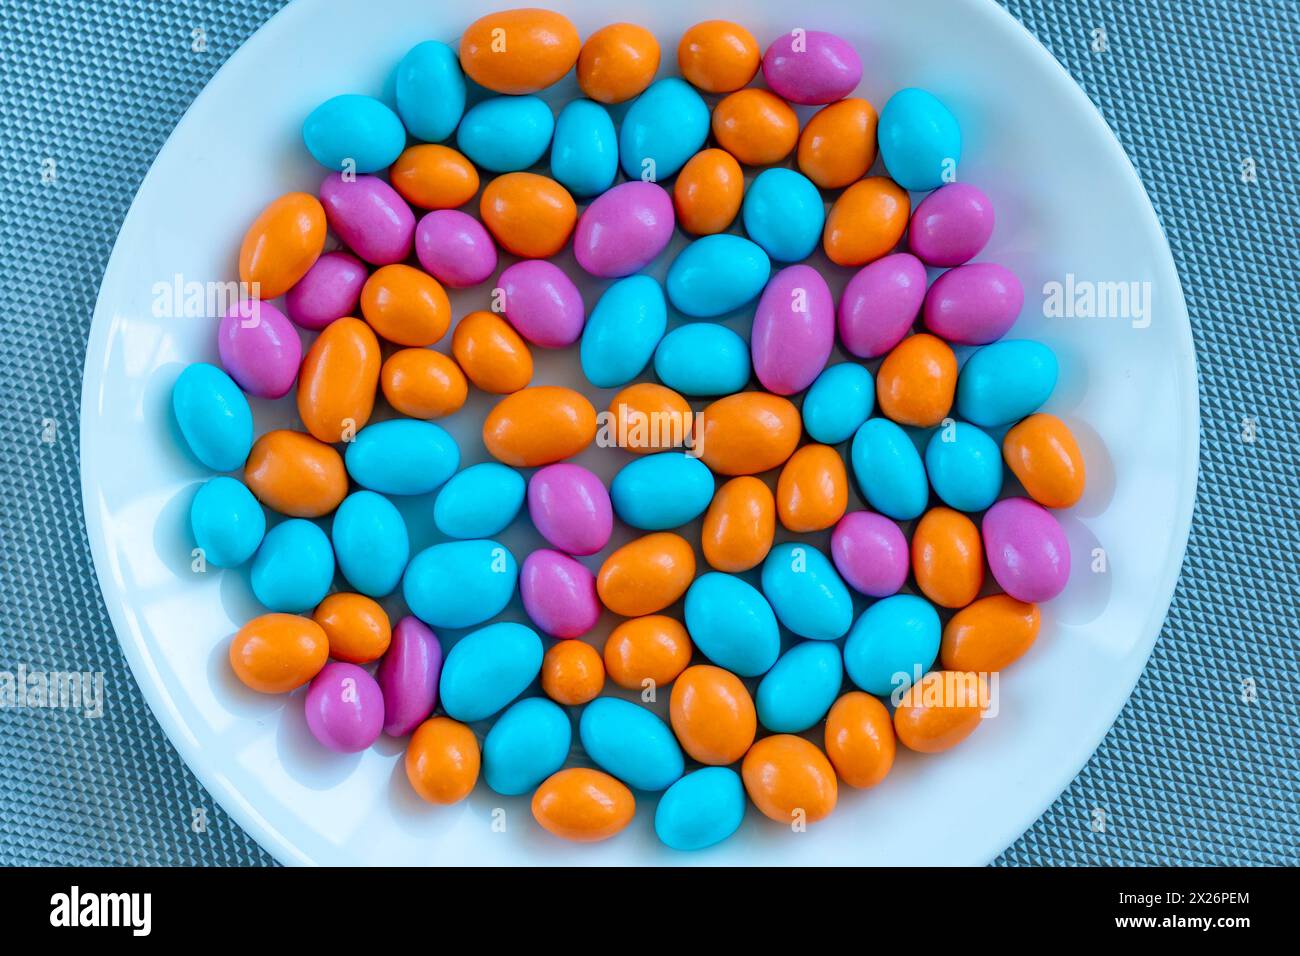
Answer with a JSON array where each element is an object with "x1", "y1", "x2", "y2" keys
[
  {"x1": 830, "y1": 510, "x2": 909, "y2": 598},
  {"x1": 527, "y1": 463, "x2": 613, "y2": 556},
  {"x1": 229, "y1": 612, "x2": 328, "y2": 694},
  {"x1": 483, "y1": 697, "x2": 572, "y2": 796},
  {"x1": 376, "y1": 616, "x2": 443, "y2": 736},
  {"x1": 762, "y1": 29, "x2": 862, "y2": 105},
  {"x1": 414, "y1": 209, "x2": 498, "y2": 289},
  {"x1": 751, "y1": 264, "x2": 834, "y2": 396},
  {"x1": 701, "y1": 476, "x2": 776, "y2": 573},
  {"x1": 941, "y1": 594, "x2": 1041, "y2": 672},
  {"x1": 304, "y1": 662, "x2": 384, "y2": 753},
  {"x1": 452, "y1": 310, "x2": 534, "y2": 394},
  {"x1": 284, "y1": 251, "x2": 366, "y2": 331},
  {"x1": 532, "y1": 768, "x2": 634, "y2": 842},
  {"x1": 655, "y1": 767, "x2": 745, "y2": 851},
  {"x1": 666, "y1": 234, "x2": 770, "y2": 318},
  {"x1": 843, "y1": 594, "x2": 941, "y2": 696},
  {"x1": 619, "y1": 77, "x2": 710, "y2": 180},
  {"x1": 580, "y1": 696, "x2": 684, "y2": 791},
  {"x1": 741, "y1": 735, "x2": 838, "y2": 825},
  {"x1": 551, "y1": 98, "x2": 619, "y2": 198},
  {"x1": 580, "y1": 275, "x2": 667, "y2": 387},
  {"x1": 894, "y1": 671, "x2": 988, "y2": 753},
  {"x1": 190, "y1": 476, "x2": 265, "y2": 568},
  {"x1": 597, "y1": 532, "x2": 695, "y2": 617},
  {"x1": 296, "y1": 317, "x2": 381, "y2": 444},
  {"x1": 313, "y1": 592, "x2": 392, "y2": 665},
  {"x1": 301, "y1": 94, "x2": 404, "y2": 173},
  {"x1": 172, "y1": 363, "x2": 254, "y2": 473},
  {"x1": 956, "y1": 339, "x2": 1058, "y2": 428},
  {"x1": 389, "y1": 144, "x2": 480, "y2": 210},
  {"x1": 924, "y1": 262, "x2": 1024, "y2": 345},
  {"x1": 850, "y1": 418, "x2": 929, "y2": 521},
  {"x1": 611, "y1": 452, "x2": 715, "y2": 531},
  {"x1": 520, "y1": 549, "x2": 600, "y2": 639},
  {"x1": 483, "y1": 386, "x2": 597, "y2": 466},
  {"x1": 406, "y1": 717, "x2": 480, "y2": 804},
  {"x1": 238, "y1": 192, "x2": 327, "y2": 299},
  {"x1": 456, "y1": 95, "x2": 556, "y2": 172},
  {"x1": 250, "y1": 519, "x2": 335, "y2": 613},
  {"x1": 380, "y1": 347, "x2": 468, "y2": 420},
  {"x1": 698, "y1": 392, "x2": 802, "y2": 476},
  {"x1": 838, "y1": 252, "x2": 928, "y2": 359},
  {"x1": 578, "y1": 22, "x2": 660, "y2": 104},
  {"x1": 981, "y1": 497, "x2": 1071, "y2": 602},
  {"x1": 499, "y1": 259, "x2": 585, "y2": 348},
  {"x1": 1002, "y1": 413, "x2": 1086, "y2": 508},
  {"x1": 573, "y1": 181, "x2": 675, "y2": 278},
  {"x1": 756, "y1": 641, "x2": 844, "y2": 734},
  {"x1": 433, "y1": 462, "x2": 526, "y2": 539},
  {"x1": 244, "y1": 429, "x2": 347, "y2": 518},
  {"x1": 218, "y1": 299, "x2": 301, "y2": 400},
  {"x1": 669, "y1": 664, "x2": 757, "y2": 765},
  {"x1": 481, "y1": 172, "x2": 577, "y2": 259},
  {"x1": 776, "y1": 443, "x2": 849, "y2": 533},
  {"x1": 459, "y1": 8, "x2": 580, "y2": 94},
  {"x1": 684, "y1": 572, "x2": 780, "y2": 677},
  {"x1": 878, "y1": 87, "x2": 962, "y2": 192},
  {"x1": 604, "y1": 615, "x2": 693, "y2": 690},
  {"x1": 824, "y1": 692, "x2": 896, "y2": 789},
  {"x1": 673, "y1": 148, "x2": 744, "y2": 236},
  {"x1": 346, "y1": 419, "x2": 460, "y2": 496},
  {"x1": 803, "y1": 363, "x2": 875, "y2": 445},
  {"x1": 403, "y1": 539, "x2": 519, "y2": 629},
  {"x1": 438, "y1": 621, "x2": 543, "y2": 721},
  {"x1": 877, "y1": 332, "x2": 958, "y2": 428},
  {"x1": 760, "y1": 542, "x2": 853, "y2": 641},
  {"x1": 394, "y1": 40, "x2": 466, "y2": 142},
  {"x1": 908, "y1": 182, "x2": 995, "y2": 266},
  {"x1": 925, "y1": 420, "x2": 1003, "y2": 512},
  {"x1": 331, "y1": 490, "x2": 410, "y2": 597},
  {"x1": 911, "y1": 506, "x2": 984, "y2": 609},
  {"x1": 320, "y1": 173, "x2": 415, "y2": 266},
  {"x1": 653, "y1": 323, "x2": 751, "y2": 397}
]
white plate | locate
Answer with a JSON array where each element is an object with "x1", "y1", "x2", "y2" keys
[{"x1": 82, "y1": 0, "x2": 1198, "y2": 865}]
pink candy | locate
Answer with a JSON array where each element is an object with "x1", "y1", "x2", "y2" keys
[
  {"x1": 375, "y1": 616, "x2": 442, "y2": 737},
  {"x1": 573, "y1": 181, "x2": 675, "y2": 278},
  {"x1": 284, "y1": 250, "x2": 366, "y2": 330},
  {"x1": 751, "y1": 264, "x2": 834, "y2": 396},
  {"x1": 217, "y1": 298, "x2": 301, "y2": 399},
  {"x1": 924, "y1": 262, "x2": 1024, "y2": 345},
  {"x1": 415, "y1": 209, "x2": 498, "y2": 288},
  {"x1": 908, "y1": 183, "x2": 995, "y2": 267},
  {"x1": 499, "y1": 259, "x2": 585, "y2": 348},
  {"x1": 527, "y1": 463, "x2": 613, "y2": 556},
  {"x1": 319, "y1": 173, "x2": 414, "y2": 265},
  {"x1": 762, "y1": 30, "x2": 862, "y2": 105},
  {"x1": 304, "y1": 662, "x2": 385, "y2": 753},
  {"x1": 520, "y1": 549, "x2": 601, "y2": 638},
  {"x1": 982, "y1": 497, "x2": 1070, "y2": 602},
  {"x1": 831, "y1": 511, "x2": 910, "y2": 598},
  {"x1": 837, "y1": 252, "x2": 927, "y2": 358}
]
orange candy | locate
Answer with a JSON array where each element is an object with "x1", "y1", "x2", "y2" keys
[
  {"x1": 941, "y1": 595, "x2": 1041, "y2": 672},
  {"x1": 677, "y1": 20, "x2": 760, "y2": 93},
  {"x1": 876, "y1": 333, "x2": 957, "y2": 428},
  {"x1": 458, "y1": 8, "x2": 581, "y2": 95},
  {"x1": 823, "y1": 176, "x2": 910, "y2": 267},
  {"x1": 776, "y1": 444, "x2": 849, "y2": 533},
  {"x1": 604, "y1": 615, "x2": 693, "y2": 690},
  {"x1": 911, "y1": 507, "x2": 984, "y2": 608},
  {"x1": 894, "y1": 671, "x2": 989, "y2": 753},
  {"x1": 824, "y1": 692, "x2": 897, "y2": 789},
  {"x1": 451, "y1": 310, "x2": 534, "y2": 394},
  {"x1": 296, "y1": 316, "x2": 380, "y2": 443},
  {"x1": 238, "y1": 192, "x2": 326, "y2": 299},
  {"x1": 1002, "y1": 413, "x2": 1087, "y2": 508},
  {"x1": 380, "y1": 348, "x2": 468, "y2": 420},
  {"x1": 405, "y1": 717, "x2": 481, "y2": 805},
  {"x1": 311, "y1": 593, "x2": 392, "y2": 664},
  {"x1": 698, "y1": 392, "x2": 802, "y2": 476},
  {"x1": 360, "y1": 264, "x2": 451, "y2": 347},
  {"x1": 741, "y1": 735, "x2": 839, "y2": 825},
  {"x1": 669, "y1": 665, "x2": 757, "y2": 765},
  {"x1": 480, "y1": 172, "x2": 577, "y2": 259},
  {"x1": 482, "y1": 385, "x2": 596, "y2": 466},
  {"x1": 532, "y1": 767, "x2": 636, "y2": 842},
  {"x1": 229, "y1": 613, "x2": 329, "y2": 694},
  {"x1": 673, "y1": 148, "x2": 744, "y2": 236},
  {"x1": 701, "y1": 476, "x2": 776, "y2": 572},
  {"x1": 711, "y1": 89, "x2": 799, "y2": 166},
  {"x1": 606, "y1": 382, "x2": 693, "y2": 454},
  {"x1": 597, "y1": 532, "x2": 695, "y2": 617},
  {"x1": 388, "y1": 144, "x2": 480, "y2": 210},
  {"x1": 798, "y1": 98, "x2": 879, "y2": 189},
  {"x1": 577, "y1": 23, "x2": 660, "y2": 104},
  {"x1": 541, "y1": 640, "x2": 606, "y2": 706},
  {"x1": 244, "y1": 429, "x2": 347, "y2": 518}
]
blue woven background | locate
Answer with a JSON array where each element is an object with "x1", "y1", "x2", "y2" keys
[{"x1": 1, "y1": 0, "x2": 1296, "y2": 866}]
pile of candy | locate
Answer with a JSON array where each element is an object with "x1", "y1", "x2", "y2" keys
[{"x1": 171, "y1": 9, "x2": 1085, "y2": 850}]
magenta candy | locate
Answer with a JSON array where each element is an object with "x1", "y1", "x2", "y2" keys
[
  {"x1": 499, "y1": 259, "x2": 585, "y2": 348},
  {"x1": 761, "y1": 30, "x2": 862, "y2": 105},
  {"x1": 284, "y1": 251, "x2": 367, "y2": 330},
  {"x1": 908, "y1": 183, "x2": 995, "y2": 267},
  {"x1": 831, "y1": 511, "x2": 909, "y2": 598},
  {"x1": 414, "y1": 209, "x2": 498, "y2": 288},
  {"x1": 376, "y1": 616, "x2": 443, "y2": 737},
  {"x1": 752, "y1": 264, "x2": 834, "y2": 396},
  {"x1": 924, "y1": 262, "x2": 1024, "y2": 345},
  {"x1": 837, "y1": 252, "x2": 927, "y2": 358},
  {"x1": 304, "y1": 662, "x2": 385, "y2": 753},
  {"x1": 527, "y1": 463, "x2": 613, "y2": 556},
  {"x1": 217, "y1": 299, "x2": 301, "y2": 399},
  {"x1": 981, "y1": 497, "x2": 1071, "y2": 602},
  {"x1": 573, "y1": 181, "x2": 675, "y2": 278},
  {"x1": 520, "y1": 549, "x2": 600, "y2": 639},
  {"x1": 319, "y1": 173, "x2": 415, "y2": 265}
]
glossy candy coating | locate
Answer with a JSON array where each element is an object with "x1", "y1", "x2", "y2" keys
[
  {"x1": 843, "y1": 594, "x2": 941, "y2": 695},
  {"x1": 956, "y1": 339, "x2": 1058, "y2": 428},
  {"x1": 683, "y1": 572, "x2": 780, "y2": 677},
  {"x1": 701, "y1": 476, "x2": 776, "y2": 573},
  {"x1": 655, "y1": 767, "x2": 745, "y2": 851},
  {"x1": 394, "y1": 40, "x2": 466, "y2": 142},
  {"x1": 798, "y1": 98, "x2": 878, "y2": 189},
  {"x1": 611, "y1": 452, "x2": 714, "y2": 531},
  {"x1": 803, "y1": 363, "x2": 875, "y2": 444},
  {"x1": 823, "y1": 177, "x2": 909, "y2": 268},
  {"x1": 345, "y1": 419, "x2": 460, "y2": 496},
  {"x1": 824, "y1": 692, "x2": 896, "y2": 789},
  {"x1": 304, "y1": 662, "x2": 384, "y2": 753},
  {"x1": 483, "y1": 386, "x2": 597, "y2": 466},
  {"x1": 850, "y1": 417, "x2": 929, "y2": 521},
  {"x1": 580, "y1": 697, "x2": 684, "y2": 791},
  {"x1": 578, "y1": 23, "x2": 660, "y2": 104},
  {"x1": 941, "y1": 594, "x2": 1040, "y2": 672},
  {"x1": 172, "y1": 363, "x2": 253, "y2": 472},
  {"x1": 438, "y1": 621, "x2": 543, "y2": 722},
  {"x1": 244, "y1": 429, "x2": 346, "y2": 518},
  {"x1": 654, "y1": 324, "x2": 750, "y2": 397},
  {"x1": 312, "y1": 592, "x2": 391, "y2": 664},
  {"x1": 761, "y1": 542, "x2": 853, "y2": 641},
  {"x1": 741, "y1": 735, "x2": 838, "y2": 824},
  {"x1": 250, "y1": 519, "x2": 335, "y2": 613},
  {"x1": 403, "y1": 539, "x2": 519, "y2": 630},
  {"x1": 458, "y1": 9, "x2": 580, "y2": 94},
  {"x1": 520, "y1": 548, "x2": 600, "y2": 638},
  {"x1": 541, "y1": 639, "x2": 605, "y2": 705},
  {"x1": 893, "y1": 671, "x2": 988, "y2": 753},
  {"x1": 377, "y1": 616, "x2": 443, "y2": 736},
  {"x1": 218, "y1": 299, "x2": 300, "y2": 400},
  {"x1": 320, "y1": 173, "x2": 415, "y2": 266},
  {"x1": 925, "y1": 420, "x2": 1003, "y2": 512},
  {"x1": 673, "y1": 149, "x2": 744, "y2": 236},
  {"x1": 580, "y1": 275, "x2": 667, "y2": 388},
  {"x1": 389, "y1": 144, "x2": 480, "y2": 210},
  {"x1": 677, "y1": 20, "x2": 760, "y2": 93},
  {"x1": 191, "y1": 476, "x2": 265, "y2": 568},
  {"x1": 604, "y1": 615, "x2": 692, "y2": 690},
  {"x1": 499, "y1": 259, "x2": 585, "y2": 348},
  {"x1": 302, "y1": 95, "x2": 405, "y2": 173},
  {"x1": 532, "y1": 768, "x2": 635, "y2": 842},
  {"x1": 296, "y1": 317, "x2": 381, "y2": 444},
  {"x1": 669, "y1": 664, "x2": 757, "y2": 765},
  {"x1": 229, "y1": 613, "x2": 329, "y2": 694},
  {"x1": 284, "y1": 251, "x2": 366, "y2": 331},
  {"x1": 878, "y1": 88, "x2": 961, "y2": 192},
  {"x1": 908, "y1": 182, "x2": 995, "y2": 266},
  {"x1": 451, "y1": 311, "x2": 533, "y2": 394},
  {"x1": 433, "y1": 462, "x2": 526, "y2": 539},
  {"x1": 480, "y1": 172, "x2": 577, "y2": 259},
  {"x1": 238, "y1": 192, "x2": 327, "y2": 299},
  {"x1": 551, "y1": 99, "x2": 619, "y2": 197},
  {"x1": 330, "y1": 490, "x2": 410, "y2": 597},
  {"x1": 1002, "y1": 413, "x2": 1086, "y2": 508},
  {"x1": 981, "y1": 497, "x2": 1071, "y2": 602},
  {"x1": 666, "y1": 234, "x2": 770, "y2": 318},
  {"x1": 414, "y1": 209, "x2": 498, "y2": 289},
  {"x1": 483, "y1": 697, "x2": 572, "y2": 795},
  {"x1": 361, "y1": 263, "x2": 451, "y2": 347},
  {"x1": 762, "y1": 30, "x2": 862, "y2": 105},
  {"x1": 380, "y1": 348, "x2": 468, "y2": 420},
  {"x1": 607, "y1": 383, "x2": 694, "y2": 455},
  {"x1": 618, "y1": 77, "x2": 710, "y2": 179},
  {"x1": 743, "y1": 171, "x2": 826, "y2": 265},
  {"x1": 777, "y1": 444, "x2": 849, "y2": 533},
  {"x1": 831, "y1": 510, "x2": 909, "y2": 598},
  {"x1": 697, "y1": 392, "x2": 801, "y2": 476},
  {"x1": 756, "y1": 641, "x2": 843, "y2": 734},
  {"x1": 923, "y1": 262, "x2": 1024, "y2": 345},
  {"x1": 877, "y1": 333, "x2": 958, "y2": 428},
  {"x1": 528, "y1": 463, "x2": 613, "y2": 556},
  {"x1": 838, "y1": 253, "x2": 928, "y2": 359},
  {"x1": 712, "y1": 89, "x2": 799, "y2": 167},
  {"x1": 911, "y1": 506, "x2": 984, "y2": 608},
  {"x1": 458, "y1": 95, "x2": 557, "y2": 174},
  {"x1": 405, "y1": 717, "x2": 480, "y2": 804},
  {"x1": 597, "y1": 532, "x2": 695, "y2": 617},
  {"x1": 573, "y1": 181, "x2": 675, "y2": 278}
]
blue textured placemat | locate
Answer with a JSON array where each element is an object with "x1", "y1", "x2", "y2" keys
[{"x1": 1, "y1": 0, "x2": 1296, "y2": 866}]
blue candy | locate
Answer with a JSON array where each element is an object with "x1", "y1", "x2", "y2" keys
[
  {"x1": 654, "y1": 767, "x2": 746, "y2": 851},
  {"x1": 924, "y1": 420, "x2": 1003, "y2": 512},
  {"x1": 666, "y1": 234, "x2": 771, "y2": 318},
  {"x1": 878, "y1": 88, "x2": 962, "y2": 192},
  {"x1": 456, "y1": 95, "x2": 554, "y2": 173},
  {"x1": 172, "y1": 363, "x2": 253, "y2": 472},
  {"x1": 345, "y1": 419, "x2": 459, "y2": 496},
  {"x1": 250, "y1": 518, "x2": 334, "y2": 613},
  {"x1": 741, "y1": 168, "x2": 826, "y2": 263},
  {"x1": 760, "y1": 542, "x2": 854, "y2": 641},
  {"x1": 756, "y1": 641, "x2": 844, "y2": 733},
  {"x1": 190, "y1": 476, "x2": 265, "y2": 568},
  {"x1": 302, "y1": 94, "x2": 406, "y2": 173},
  {"x1": 683, "y1": 572, "x2": 780, "y2": 677},
  {"x1": 433, "y1": 462, "x2": 525, "y2": 539},
  {"x1": 579, "y1": 697, "x2": 684, "y2": 792},
  {"x1": 844, "y1": 594, "x2": 941, "y2": 696},
  {"x1": 654, "y1": 323, "x2": 751, "y2": 396},
  {"x1": 956, "y1": 339, "x2": 1058, "y2": 427},
  {"x1": 610, "y1": 452, "x2": 714, "y2": 530},
  {"x1": 482, "y1": 697, "x2": 572, "y2": 796},
  {"x1": 551, "y1": 98, "x2": 618, "y2": 197},
  {"x1": 439, "y1": 622, "x2": 543, "y2": 722},
  {"x1": 618, "y1": 77, "x2": 710, "y2": 180},
  {"x1": 580, "y1": 275, "x2": 667, "y2": 388},
  {"x1": 851, "y1": 418, "x2": 929, "y2": 520},
  {"x1": 331, "y1": 490, "x2": 410, "y2": 597},
  {"x1": 803, "y1": 363, "x2": 875, "y2": 444},
  {"x1": 393, "y1": 41, "x2": 465, "y2": 142},
  {"x1": 402, "y1": 539, "x2": 517, "y2": 629}
]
